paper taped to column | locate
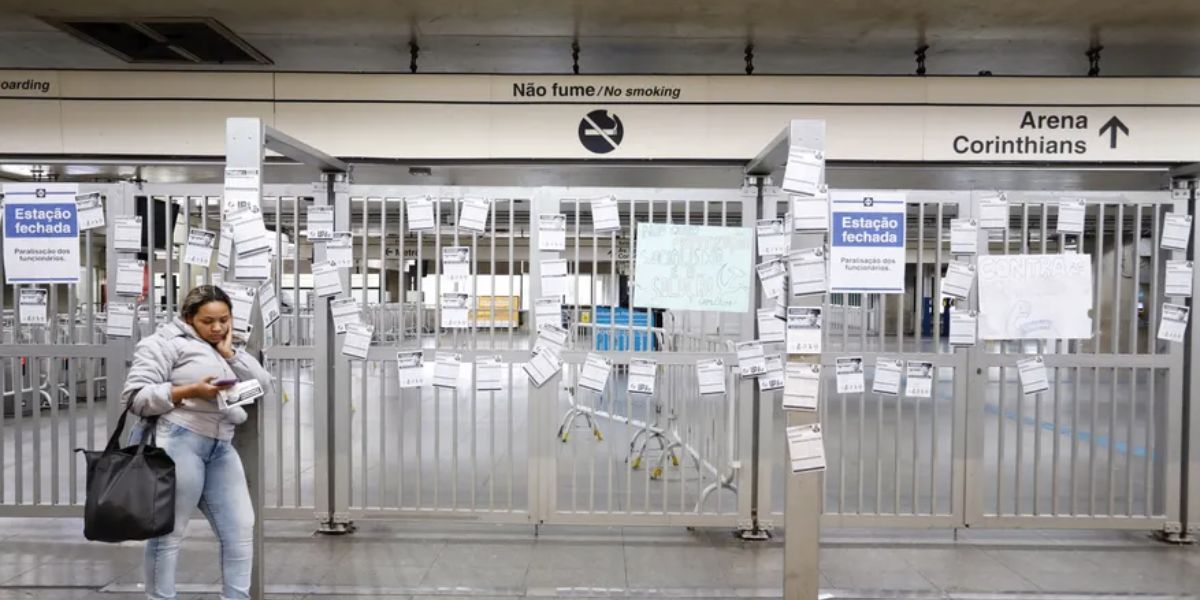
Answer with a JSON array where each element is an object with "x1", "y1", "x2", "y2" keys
[
  {"x1": 2, "y1": 183, "x2": 81, "y2": 284},
  {"x1": 977, "y1": 254, "x2": 1093, "y2": 340}
]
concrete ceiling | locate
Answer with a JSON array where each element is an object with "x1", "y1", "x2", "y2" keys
[{"x1": 1, "y1": 0, "x2": 1199, "y2": 74}]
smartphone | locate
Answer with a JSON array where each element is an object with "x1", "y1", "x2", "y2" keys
[{"x1": 213, "y1": 378, "x2": 238, "y2": 387}]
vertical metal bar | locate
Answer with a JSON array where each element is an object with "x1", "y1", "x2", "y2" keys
[
  {"x1": 490, "y1": 200, "x2": 497, "y2": 349},
  {"x1": 183, "y1": 198, "x2": 192, "y2": 306},
  {"x1": 415, "y1": 219, "x2": 425, "y2": 508},
  {"x1": 1146, "y1": 205, "x2": 1160, "y2": 515},
  {"x1": 872, "y1": 388, "x2": 882, "y2": 513},
  {"x1": 12, "y1": 348, "x2": 22, "y2": 503},
  {"x1": 933, "y1": 204, "x2": 945, "y2": 345},
  {"x1": 379, "y1": 198, "x2": 388, "y2": 508},
  {"x1": 573, "y1": 200, "x2": 581, "y2": 346},
  {"x1": 1032, "y1": 202, "x2": 1047, "y2": 515},
  {"x1": 398, "y1": 200, "x2": 407, "y2": 507},
  {"x1": 359, "y1": 198, "x2": 369, "y2": 507},
  {"x1": 507, "y1": 201, "x2": 514, "y2": 350},
  {"x1": 1054, "y1": 203, "x2": 1064, "y2": 516},
  {"x1": 30, "y1": 318, "x2": 41, "y2": 504},
  {"x1": 838, "y1": 368, "x2": 846, "y2": 512},
  {"x1": 67, "y1": 248, "x2": 79, "y2": 504},
  {"x1": 202, "y1": 196, "x2": 210, "y2": 286},
  {"x1": 507, "y1": 202, "x2": 513, "y2": 509},
  {"x1": 165, "y1": 198, "x2": 175, "y2": 316},
  {"x1": 291, "y1": 203, "x2": 301, "y2": 506},
  {"x1": 471, "y1": 227, "x2": 478, "y2": 511},
  {"x1": 147, "y1": 195, "x2": 156, "y2": 331},
  {"x1": 924, "y1": 202, "x2": 935, "y2": 513},
  {"x1": 1108, "y1": 203, "x2": 1123, "y2": 516},
  {"x1": 85, "y1": 223, "x2": 95, "y2": 454},
  {"x1": 1091, "y1": 203, "x2": 1105, "y2": 515},
  {"x1": 1127, "y1": 204, "x2": 1142, "y2": 513},
  {"x1": 1014, "y1": 203, "x2": 1028, "y2": 516},
  {"x1": 916, "y1": 203, "x2": 925, "y2": 350},
  {"x1": 48, "y1": 285, "x2": 59, "y2": 503}
]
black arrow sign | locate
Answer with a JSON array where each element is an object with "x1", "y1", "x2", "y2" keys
[{"x1": 1099, "y1": 116, "x2": 1130, "y2": 149}]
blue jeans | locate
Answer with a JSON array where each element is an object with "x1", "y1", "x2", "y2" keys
[{"x1": 131, "y1": 421, "x2": 254, "y2": 600}]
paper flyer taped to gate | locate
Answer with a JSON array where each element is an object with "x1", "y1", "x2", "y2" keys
[
  {"x1": 977, "y1": 254, "x2": 1093, "y2": 340},
  {"x1": 632, "y1": 222, "x2": 752, "y2": 313},
  {"x1": 2, "y1": 183, "x2": 81, "y2": 284},
  {"x1": 828, "y1": 191, "x2": 906, "y2": 294}
]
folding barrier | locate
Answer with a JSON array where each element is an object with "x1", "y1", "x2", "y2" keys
[{"x1": 0, "y1": 180, "x2": 1190, "y2": 536}]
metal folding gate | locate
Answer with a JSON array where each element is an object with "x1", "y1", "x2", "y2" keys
[
  {"x1": 0, "y1": 180, "x2": 1188, "y2": 534},
  {"x1": 758, "y1": 189, "x2": 1184, "y2": 531}
]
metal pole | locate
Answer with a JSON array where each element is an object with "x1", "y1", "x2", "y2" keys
[{"x1": 1176, "y1": 177, "x2": 1199, "y2": 543}]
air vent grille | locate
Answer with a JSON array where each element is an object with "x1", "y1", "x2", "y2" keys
[{"x1": 43, "y1": 17, "x2": 271, "y2": 65}]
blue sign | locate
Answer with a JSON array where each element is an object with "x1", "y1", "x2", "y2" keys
[
  {"x1": 5, "y1": 203, "x2": 78, "y2": 237},
  {"x1": 2, "y1": 183, "x2": 81, "y2": 284},
  {"x1": 831, "y1": 211, "x2": 903, "y2": 247},
  {"x1": 828, "y1": 191, "x2": 907, "y2": 294}
]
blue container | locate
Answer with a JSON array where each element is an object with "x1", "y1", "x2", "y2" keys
[
  {"x1": 921, "y1": 297, "x2": 950, "y2": 338},
  {"x1": 593, "y1": 306, "x2": 654, "y2": 351}
]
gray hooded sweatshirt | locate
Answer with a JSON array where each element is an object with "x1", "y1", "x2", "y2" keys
[{"x1": 121, "y1": 316, "x2": 274, "y2": 441}]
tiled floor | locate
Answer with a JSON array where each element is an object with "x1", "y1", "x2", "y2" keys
[{"x1": 0, "y1": 519, "x2": 1197, "y2": 599}]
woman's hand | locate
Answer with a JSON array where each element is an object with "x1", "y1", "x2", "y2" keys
[
  {"x1": 217, "y1": 327, "x2": 236, "y2": 359},
  {"x1": 180, "y1": 376, "x2": 234, "y2": 402}
]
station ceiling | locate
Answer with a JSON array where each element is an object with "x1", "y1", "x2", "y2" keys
[{"x1": 1, "y1": 0, "x2": 1198, "y2": 75}]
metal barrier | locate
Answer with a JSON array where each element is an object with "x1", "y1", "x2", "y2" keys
[
  {"x1": 967, "y1": 191, "x2": 1182, "y2": 529},
  {"x1": 757, "y1": 189, "x2": 1183, "y2": 532},
  {"x1": 0, "y1": 179, "x2": 1190, "y2": 537},
  {"x1": 0, "y1": 184, "x2": 114, "y2": 516}
]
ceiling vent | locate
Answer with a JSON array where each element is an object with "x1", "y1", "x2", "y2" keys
[{"x1": 42, "y1": 17, "x2": 271, "y2": 65}]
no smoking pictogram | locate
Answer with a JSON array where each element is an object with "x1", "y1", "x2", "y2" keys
[{"x1": 578, "y1": 110, "x2": 623, "y2": 154}]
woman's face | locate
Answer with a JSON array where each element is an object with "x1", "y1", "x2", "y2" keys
[{"x1": 189, "y1": 301, "x2": 231, "y2": 345}]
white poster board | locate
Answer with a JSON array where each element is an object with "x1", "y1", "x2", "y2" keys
[
  {"x1": 828, "y1": 191, "x2": 906, "y2": 294},
  {"x1": 2, "y1": 183, "x2": 80, "y2": 284},
  {"x1": 632, "y1": 222, "x2": 752, "y2": 313},
  {"x1": 977, "y1": 254, "x2": 1093, "y2": 340}
]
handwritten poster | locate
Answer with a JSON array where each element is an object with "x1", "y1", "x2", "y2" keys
[
  {"x1": 977, "y1": 254, "x2": 1093, "y2": 340},
  {"x1": 632, "y1": 223, "x2": 752, "y2": 313}
]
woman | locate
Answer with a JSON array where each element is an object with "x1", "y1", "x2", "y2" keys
[{"x1": 122, "y1": 285, "x2": 273, "y2": 600}]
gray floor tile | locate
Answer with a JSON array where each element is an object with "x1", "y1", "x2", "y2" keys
[
  {"x1": 318, "y1": 565, "x2": 430, "y2": 588},
  {"x1": 301, "y1": 596, "x2": 411, "y2": 600},
  {"x1": 3, "y1": 560, "x2": 134, "y2": 588},
  {"x1": 429, "y1": 541, "x2": 534, "y2": 570},
  {"x1": 529, "y1": 540, "x2": 626, "y2": 571},
  {"x1": 819, "y1": 548, "x2": 935, "y2": 591},
  {"x1": 420, "y1": 564, "x2": 528, "y2": 590},
  {"x1": 820, "y1": 567, "x2": 936, "y2": 592},
  {"x1": 0, "y1": 590, "x2": 94, "y2": 600},
  {"x1": 984, "y1": 548, "x2": 1149, "y2": 593},
  {"x1": 0, "y1": 562, "x2": 46, "y2": 586},
  {"x1": 334, "y1": 540, "x2": 445, "y2": 569},
  {"x1": 893, "y1": 547, "x2": 1039, "y2": 592},
  {"x1": 525, "y1": 565, "x2": 628, "y2": 589}
]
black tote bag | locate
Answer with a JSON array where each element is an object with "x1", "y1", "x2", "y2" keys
[{"x1": 76, "y1": 407, "x2": 175, "y2": 543}]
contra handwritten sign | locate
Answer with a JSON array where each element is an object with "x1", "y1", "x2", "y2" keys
[
  {"x1": 977, "y1": 254, "x2": 1093, "y2": 340},
  {"x1": 633, "y1": 222, "x2": 752, "y2": 312}
]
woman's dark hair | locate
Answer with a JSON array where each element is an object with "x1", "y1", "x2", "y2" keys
[{"x1": 180, "y1": 285, "x2": 232, "y2": 320}]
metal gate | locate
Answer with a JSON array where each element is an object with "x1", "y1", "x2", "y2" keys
[
  {"x1": 966, "y1": 191, "x2": 1182, "y2": 529},
  {"x1": 0, "y1": 184, "x2": 115, "y2": 516},
  {"x1": 336, "y1": 186, "x2": 753, "y2": 527},
  {"x1": 0, "y1": 179, "x2": 1188, "y2": 534},
  {"x1": 760, "y1": 188, "x2": 1184, "y2": 531}
]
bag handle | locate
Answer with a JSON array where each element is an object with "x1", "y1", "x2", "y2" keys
[{"x1": 104, "y1": 405, "x2": 159, "y2": 453}]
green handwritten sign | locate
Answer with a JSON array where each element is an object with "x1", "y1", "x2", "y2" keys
[{"x1": 632, "y1": 222, "x2": 752, "y2": 313}]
